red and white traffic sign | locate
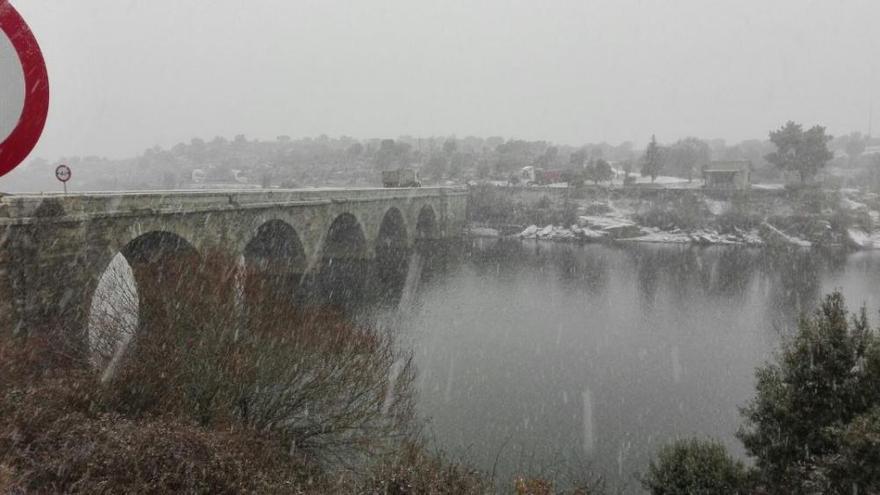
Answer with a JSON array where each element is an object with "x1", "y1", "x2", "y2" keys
[
  {"x1": 0, "y1": 1, "x2": 49, "y2": 178},
  {"x1": 55, "y1": 163, "x2": 70, "y2": 182}
]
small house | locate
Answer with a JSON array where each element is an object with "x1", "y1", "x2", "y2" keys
[{"x1": 703, "y1": 160, "x2": 751, "y2": 190}]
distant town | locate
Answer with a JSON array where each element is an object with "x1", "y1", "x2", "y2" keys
[{"x1": 3, "y1": 125, "x2": 879, "y2": 194}]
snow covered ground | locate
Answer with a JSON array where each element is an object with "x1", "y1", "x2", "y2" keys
[
  {"x1": 620, "y1": 227, "x2": 764, "y2": 246},
  {"x1": 758, "y1": 222, "x2": 811, "y2": 248},
  {"x1": 611, "y1": 167, "x2": 691, "y2": 186},
  {"x1": 578, "y1": 215, "x2": 636, "y2": 230},
  {"x1": 846, "y1": 229, "x2": 880, "y2": 250},
  {"x1": 513, "y1": 222, "x2": 766, "y2": 246},
  {"x1": 752, "y1": 183, "x2": 785, "y2": 191},
  {"x1": 469, "y1": 187, "x2": 880, "y2": 249}
]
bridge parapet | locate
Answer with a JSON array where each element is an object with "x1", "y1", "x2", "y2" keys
[{"x1": 0, "y1": 187, "x2": 466, "y2": 222}]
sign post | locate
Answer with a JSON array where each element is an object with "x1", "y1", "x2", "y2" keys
[
  {"x1": 0, "y1": 1, "x2": 49, "y2": 177},
  {"x1": 55, "y1": 163, "x2": 70, "y2": 194}
]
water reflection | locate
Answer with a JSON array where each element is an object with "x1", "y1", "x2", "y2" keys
[{"x1": 382, "y1": 239, "x2": 880, "y2": 493}]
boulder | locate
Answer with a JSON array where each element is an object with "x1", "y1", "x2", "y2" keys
[{"x1": 518, "y1": 225, "x2": 539, "y2": 238}]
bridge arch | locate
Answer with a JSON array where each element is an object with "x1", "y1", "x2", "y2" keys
[
  {"x1": 321, "y1": 212, "x2": 367, "y2": 258},
  {"x1": 416, "y1": 205, "x2": 439, "y2": 239},
  {"x1": 411, "y1": 204, "x2": 448, "y2": 285},
  {"x1": 377, "y1": 207, "x2": 408, "y2": 250},
  {"x1": 243, "y1": 219, "x2": 307, "y2": 306},
  {"x1": 310, "y1": 212, "x2": 369, "y2": 308},
  {"x1": 87, "y1": 230, "x2": 201, "y2": 374},
  {"x1": 375, "y1": 207, "x2": 410, "y2": 305}
]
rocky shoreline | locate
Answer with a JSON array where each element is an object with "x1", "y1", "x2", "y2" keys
[
  {"x1": 468, "y1": 210, "x2": 880, "y2": 250},
  {"x1": 468, "y1": 221, "x2": 880, "y2": 249},
  {"x1": 466, "y1": 186, "x2": 880, "y2": 250},
  {"x1": 467, "y1": 221, "x2": 769, "y2": 246}
]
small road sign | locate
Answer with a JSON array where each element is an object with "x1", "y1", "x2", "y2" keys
[
  {"x1": 0, "y1": 1, "x2": 49, "y2": 178},
  {"x1": 55, "y1": 163, "x2": 70, "y2": 182},
  {"x1": 55, "y1": 163, "x2": 70, "y2": 193}
]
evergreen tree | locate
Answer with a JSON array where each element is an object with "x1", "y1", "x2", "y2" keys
[
  {"x1": 641, "y1": 134, "x2": 664, "y2": 183},
  {"x1": 764, "y1": 121, "x2": 833, "y2": 183},
  {"x1": 738, "y1": 292, "x2": 880, "y2": 491},
  {"x1": 588, "y1": 158, "x2": 613, "y2": 184}
]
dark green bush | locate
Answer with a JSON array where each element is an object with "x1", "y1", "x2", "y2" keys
[
  {"x1": 738, "y1": 292, "x2": 880, "y2": 491},
  {"x1": 640, "y1": 438, "x2": 749, "y2": 494},
  {"x1": 810, "y1": 406, "x2": 880, "y2": 493}
]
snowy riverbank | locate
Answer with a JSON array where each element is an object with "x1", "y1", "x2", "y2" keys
[
  {"x1": 466, "y1": 186, "x2": 880, "y2": 249},
  {"x1": 513, "y1": 221, "x2": 767, "y2": 246},
  {"x1": 467, "y1": 219, "x2": 880, "y2": 250},
  {"x1": 467, "y1": 219, "x2": 769, "y2": 247},
  {"x1": 469, "y1": 208, "x2": 880, "y2": 249}
]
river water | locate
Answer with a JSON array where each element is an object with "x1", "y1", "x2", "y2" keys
[{"x1": 379, "y1": 239, "x2": 880, "y2": 492}]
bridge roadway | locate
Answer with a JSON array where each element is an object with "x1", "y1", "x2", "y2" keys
[{"x1": 0, "y1": 187, "x2": 467, "y2": 342}]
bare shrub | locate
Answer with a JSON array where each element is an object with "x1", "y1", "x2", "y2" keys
[{"x1": 92, "y1": 250, "x2": 417, "y2": 467}]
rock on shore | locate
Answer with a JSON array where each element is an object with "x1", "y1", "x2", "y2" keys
[{"x1": 518, "y1": 224, "x2": 607, "y2": 241}]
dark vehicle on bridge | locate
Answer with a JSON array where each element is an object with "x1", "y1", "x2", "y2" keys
[{"x1": 382, "y1": 169, "x2": 421, "y2": 188}]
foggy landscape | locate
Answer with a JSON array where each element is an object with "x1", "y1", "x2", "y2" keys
[{"x1": 3, "y1": 1, "x2": 880, "y2": 493}]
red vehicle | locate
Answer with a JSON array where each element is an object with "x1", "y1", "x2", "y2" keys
[{"x1": 520, "y1": 166, "x2": 564, "y2": 186}]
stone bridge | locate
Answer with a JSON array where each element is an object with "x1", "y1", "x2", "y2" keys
[{"x1": 0, "y1": 187, "x2": 467, "y2": 342}]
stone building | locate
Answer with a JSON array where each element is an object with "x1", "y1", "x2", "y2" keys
[{"x1": 703, "y1": 160, "x2": 751, "y2": 190}]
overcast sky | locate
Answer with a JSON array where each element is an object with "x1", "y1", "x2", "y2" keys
[{"x1": 9, "y1": 0, "x2": 880, "y2": 160}]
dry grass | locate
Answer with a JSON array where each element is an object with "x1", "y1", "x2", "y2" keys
[
  {"x1": 356, "y1": 441, "x2": 492, "y2": 494},
  {"x1": 0, "y1": 376, "x2": 314, "y2": 494}
]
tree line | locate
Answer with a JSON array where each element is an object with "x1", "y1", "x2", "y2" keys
[{"x1": 8, "y1": 124, "x2": 878, "y2": 192}]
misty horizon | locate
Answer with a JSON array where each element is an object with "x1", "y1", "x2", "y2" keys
[
  {"x1": 17, "y1": 128, "x2": 874, "y2": 163},
  {"x1": 3, "y1": 0, "x2": 876, "y2": 165}
]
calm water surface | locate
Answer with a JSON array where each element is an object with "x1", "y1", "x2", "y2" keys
[{"x1": 381, "y1": 240, "x2": 880, "y2": 492}]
